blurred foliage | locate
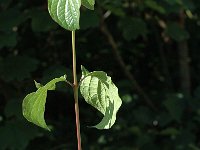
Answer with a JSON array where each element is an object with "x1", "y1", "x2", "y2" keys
[{"x1": 1, "y1": 0, "x2": 200, "y2": 149}]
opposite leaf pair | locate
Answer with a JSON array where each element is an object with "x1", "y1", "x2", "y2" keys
[{"x1": 22, "y1": 66, "x2": 122, "y2": 130}]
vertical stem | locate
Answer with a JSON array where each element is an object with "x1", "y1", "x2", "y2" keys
[{"x1": 72, "y1": 31, "x2": 82, "y2": 150}]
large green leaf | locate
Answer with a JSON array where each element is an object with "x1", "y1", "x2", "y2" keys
[
  {"x1": 22, "y1": 76, "x2": 67, "y2": 130},
  {"x1": 82, "y1": 0, "x2": 95, "y2": 10},
  {"x1": 80, "y1": 66, "x2": 122, "y2": 129},
  {"x1": 48, "y1": 0, "x2": 81, "y2": 31}
]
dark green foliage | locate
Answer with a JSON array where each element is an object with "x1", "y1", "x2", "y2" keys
[
  {"x1": 1, "y1": 0, "x2": 200, "y2": 149},
  {"x1": 80, "y1": 10, "x2": 99, "y2": 29},
  {"x1": 119, "y1": 17, "x2": 148, "y2": 41},
  {"x1": 165, "y1": 23, "x2": 190, "y2": 42},
  {"x1": 0, "y1": 56, "x2": 39, "y2": 82},
  {"x1": 30, "y1": 9, "x2": 58, "y2": 32}
]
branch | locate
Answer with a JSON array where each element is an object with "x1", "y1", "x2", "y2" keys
[{"x1": 99, "y1": 16, "x2": 158, "y2": 111}]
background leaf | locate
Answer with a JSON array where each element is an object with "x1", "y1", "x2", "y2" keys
[
  {"x1": 82, "y1": 0, "x2": 95, "y2": 10},
  {"x1": 0, "y1": 8, "x2": 25, "y2": 31},
  {"x1": 119, "y1": 17, "x2": 148, "y2": 41},
  {"x1": 0, "y1": 121, "x2": 39, "y2": 150},
  {"x1": 165, "y1": 23, "x2": 190, "y2": 41},
  {"x1": 0, "y1": 55, "x2": 39, "y2": 82},
  {"x1": 144, "y1": 0, "x2": 166, "y2": 14},
  {"x1": 0, "y1": 32, "x2": 17, "y2": 48},
  {"x1": 80, "y1": 10, "x2": 99, "y2": 29},
  {"x1": 30, "y1": 9, "x2": 58, "y2": 32},
  {"x1": 163, "y1": 94, "x2": 185, "y2": 122}
]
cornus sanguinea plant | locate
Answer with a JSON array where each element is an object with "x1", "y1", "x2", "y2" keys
[{"x1": 22, "y1": 0, "x2": 122, "y2": 149}]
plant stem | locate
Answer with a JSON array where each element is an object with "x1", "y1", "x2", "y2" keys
[{"x1": 72, "y1": 31, "x2": 82, "y2": 150}]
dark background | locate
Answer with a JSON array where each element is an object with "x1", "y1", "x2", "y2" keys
[{"x1": 1, "y1": 0, "x2": 200, "y2": 149}]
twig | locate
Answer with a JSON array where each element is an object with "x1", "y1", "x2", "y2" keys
[{"x1": 99, "y1": 15, "x2": 158, "y2": 111}]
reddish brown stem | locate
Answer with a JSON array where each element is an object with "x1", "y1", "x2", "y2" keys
[{"x1": 72, "y1": 31, "x2": 82, "y2": 150}]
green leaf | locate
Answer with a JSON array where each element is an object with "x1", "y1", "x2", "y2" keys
[
  {"x1": 164, "y1": 0, "x2": 182, "y2": 5},
  {"x1": 34, "y1": 80, "x2": 56, "y2": 91},
  {"x1": 160, "y1": 127, "x2": 180, "y2": 136},
  {"x1": 144, "y1": 0, "x2": 166, "y2": 14},
  {"x1": 34, "y1": 80, "x2": 43, "y2": 89},
  {"x1": 0, "y1": 8, "x2": 26, "y2": 32},
  {"x1": 82, "y1": 0, "x2": 95, "y2": 10},
  {"x1": 81, "y1": 65, "x2": 89, "y2": 76},
  {"x1": 22, "y1": 76, "x2": 67, "y2": 130},
  {"x1": 48, "y1": 0, "x2": 81, "y2": 31},
  {"x1": 41, "y1": 65, "x2": 70, "y2": 92},
  {"x1": 163, "y1": 94, "x2": 185, "y2": 122},
  {"x1": 103, "y1": 3, "x2": 125, "y2": 17},
  {"x1": 119, "y1": 17, "x2": 148, "y2": 41},
  {"x1": 165, "y1": 23, "x2": 190, "y2": 42},
  {"x1": 0, "y1": 32, "x2": 17, "y2": 48},
  {"x1": 80, "y1": 66, "x2": 122, "y2": 129}
]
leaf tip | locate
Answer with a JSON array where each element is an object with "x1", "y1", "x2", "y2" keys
[
  {"x1": 62, "y1": 74, "x2": 67, "y2": 79},
  {"x1": 34, "y1": 80, "x2": 43, "y2": 89},
  {"x1": 81, "y1": 65, "x2": 89, "y2": 76},
  {"x1": 46, "y1": 126, "x2": 51, "y2": 132},
  {"x1": 81, "y1": 65, "x2": 84, "y2": 70}
]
